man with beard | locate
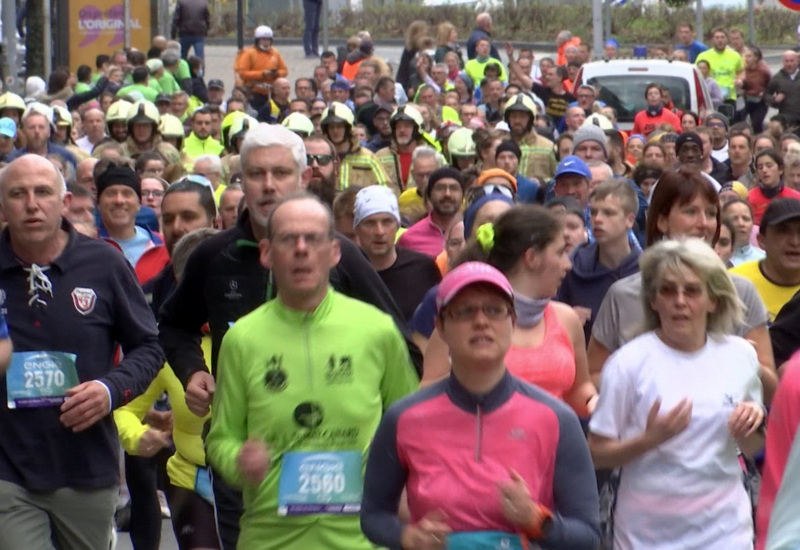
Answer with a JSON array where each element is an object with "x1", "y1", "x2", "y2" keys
[
  {"x1": 397, "y1": 167, "x2": 464, "y2": 258},
  {"x1": 158, "y1": 123, "x2": 420, "y2": 549},
  {"x1": 151, "y1": 179, "x2": 217, "y2": 311},
  {"x1": 106, "y1": 100, "x2": 134, "y2": 143},
  {"x1": 303, "y1": 135, "x2": 339, "y2": 207},
  {"x1": 321, "y1": 102, "x2": 388, "y2": 189},
  {"x1": 365, "y1": 105, "x2": 392, "y2": 153},
  {"x1": 376, "y1": 105, "x2": 438, "y2": 195},
  {"x1": 122, "y1": 101, "x2": 182, "y2": 166},
  {"x1": 353, "y1": 186, "x2": 441, "y2": 321},
  {"x1": 501, "y1": 94, "x2": 556, "y2": 184},
  {"x1": 183, "y1": 106, "x2": 224, "y2": 162}
]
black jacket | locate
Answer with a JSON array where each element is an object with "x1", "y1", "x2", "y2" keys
[
  {"x1": 0, "y1": 222, "x2": 163, "y2": 491},
  {"x1": 171, "y1": 0, "x2": 210, "y2": 38},
  {"x1": 159, "y1": 210, "x2": 422, "y2": 386},
  {"x1": 770, "y1": 290, "x2": 800, "y2": 366}
]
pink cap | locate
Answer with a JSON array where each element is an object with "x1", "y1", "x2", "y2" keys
[{"x1": 436, "y1": 262, "x2": 514, "y2": 313}]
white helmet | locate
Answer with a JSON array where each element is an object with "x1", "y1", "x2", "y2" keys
[{"x1": 255, "y1": 26, "x2": 274, "y2": 40}]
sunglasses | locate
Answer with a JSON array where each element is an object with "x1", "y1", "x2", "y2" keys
[
  {"x1": 467, "y1": 183, "x2": 515, "y2": 204},
  {"x1": 307, "y1": 154, "x2": 334, "y2": 167}
]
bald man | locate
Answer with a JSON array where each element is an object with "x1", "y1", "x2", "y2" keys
[
  {"x1": 467, "y1": 12, "x2": 500, "y2": 60},
  {"x1": 766, "y1": 51, "x2": 800, "y2": 128},
  {"x1": 0, "y1": 154, "x2": 162, "y2": 550},
  {"x1": 152, "y1": 35, "x2": 168, "y2": 51},
  {"x1": 75, "y1": 158, "x2": 99, "y2": 198}
]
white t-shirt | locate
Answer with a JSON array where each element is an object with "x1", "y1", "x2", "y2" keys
[
  {"x1": 590, "y1": 331, "x2": 762, "y2": 550},
  {"x1": 711, "y1": 140, "x2": 729, "y2": 163}
]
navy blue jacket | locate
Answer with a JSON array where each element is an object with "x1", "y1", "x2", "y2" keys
[{"x1": 0, "y1": 221, "x2": 163, "y2": 491}]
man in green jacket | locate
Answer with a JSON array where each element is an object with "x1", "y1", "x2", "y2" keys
[
  {"x1": 116, "y1": 67, "x2": 159, "y2": 103},
  {"x1": 206, "y1": 192, "x2": 417, "y2": 549}
]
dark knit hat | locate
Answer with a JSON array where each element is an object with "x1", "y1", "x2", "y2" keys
[
  {"x1": 96, "y1": 164, "x2": 141, "y2": 201},
  {"x1": 425, "y1": 167, "x2": 465, "y2": 200},
  {"x1": 495, "y1": 140, "x2": 522, "y2": 161}
]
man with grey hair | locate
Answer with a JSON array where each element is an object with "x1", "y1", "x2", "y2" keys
[
  {"x1": 0, "y1": 154, "x2": 162, "y2": 549},
  {"x1": 193, "y1": 154, "x2": 223, "y2": 193},
  {"x1": 159, "y1": 123, "x2": 422, "y2": 549}
]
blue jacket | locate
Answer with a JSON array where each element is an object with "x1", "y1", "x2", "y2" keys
[
  {"x1": 466, "y1": 27, "x2": 500, "y2": 61},
  {"x1": 557, "y1": 240, "x2": 641, "y2": 343},
  {"x1": 7, "y1": 142, "x2": 78, "y2": 167}
]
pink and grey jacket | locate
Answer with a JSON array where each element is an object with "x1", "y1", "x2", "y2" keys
[{"x1": 360, "y1": 370, "x2": 601, "y2": 549}]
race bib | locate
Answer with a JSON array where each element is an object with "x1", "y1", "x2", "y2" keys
[
  {"x1": 447, "y1": 532, "x2": 527, "y2": 550},
  {"x1": 277, "y1": 451, "x2": 363, "y2": 516},
  {"x1": 6, "y1": 351, "x2": 79, "y2": 409}
]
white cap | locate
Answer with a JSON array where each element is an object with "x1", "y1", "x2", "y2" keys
[
  {"x1": 354, "y1": 186, "x2": 400, "y2": 228},
  {"x1": 255, "y1": 26, "x2": 274, "y2": 39}
]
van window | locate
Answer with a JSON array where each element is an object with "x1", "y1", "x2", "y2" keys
[{"x1": 585, "y1": 75, "x2": 691, "y2": 124}]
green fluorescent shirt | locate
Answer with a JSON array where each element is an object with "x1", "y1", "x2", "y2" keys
[
  {"x1": 695, "y1": 47, "x2": 744, "y2": 100},
  {"x1": 206, "y1": 289, "x2": 417, "y2": 550},
  {"x1": 158, "y1": 73, "x2": 180, "y2": 95},
  {"x1": 116, "y1": 84, "x2": 159, "y2": 103},
  {"x1": 182, "y1": 132, "x2": 224, "y2": 161}
]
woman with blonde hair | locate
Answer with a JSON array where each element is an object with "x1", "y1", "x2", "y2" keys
[
  {"x1": 589, "y1": 238, "x2": 764, "y2": 549},
  {"x1": 434, "y1": 21, "x2": 464, "y2": 68}
]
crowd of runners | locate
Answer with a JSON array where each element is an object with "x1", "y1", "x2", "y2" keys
[{"x1": 3, "y1": 9, "x2": 800, "y2": 550}]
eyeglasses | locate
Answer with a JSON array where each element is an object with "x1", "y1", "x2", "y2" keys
[
  {"x1": 657, "y1": 282, "x2": 704, "y2": 299},
  {"x1": 141, "y1": 189, "x2": 164, "y2": 198},
  {"x1": 445, "y1": 303, "x2": 512, "y2": 322},
  {"x1": 467, "y1": 183, "x2": 515, "y2": 203},
  {"x1": 272, "y1": 231, "x2": 332, "y2": 249},
  {"x1": 307, "y1": 154, "x2": 334, "y2": 167}
]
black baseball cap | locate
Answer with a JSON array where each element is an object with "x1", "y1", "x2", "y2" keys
[
  {"x1": 208, "y1": 79, "x2": 224, "y2": 90},
  {"x1": 760, "y1": 198, "x2": 800, "y2": 234},
  {"x1": 155, "y1": 93, "x2": 171, "y2": 104},
  {"x1": 676, "y1": 131, "x2": 703, "y2": 152}
]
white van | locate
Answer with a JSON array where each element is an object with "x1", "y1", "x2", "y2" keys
[{"x1": 572, "y1": 59, "x2": 713, "y2": 131}]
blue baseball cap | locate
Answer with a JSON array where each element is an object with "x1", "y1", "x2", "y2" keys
[
  {"x1": 555, "y1": 155, "x2": 591, "y2": 180},
  {"x1": 0, "y1": 117, "x2": 16, "y2": 139}
]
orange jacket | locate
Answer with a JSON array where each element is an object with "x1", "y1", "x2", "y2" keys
[
  {"x1": 341, "y1": 58, "x2": 364, "y2": 82},
  {"x1": 235, "y1": 46, "x2": 288, "y2": 93},
  {"x1": 557, "y1": 37, "x2": 581, "y2": 67}
]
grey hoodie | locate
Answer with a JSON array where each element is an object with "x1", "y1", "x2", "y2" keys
[{"x1": 557, "y1": 240, "x2": 641, "y2": 343}]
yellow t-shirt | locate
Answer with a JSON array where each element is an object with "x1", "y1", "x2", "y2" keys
[{"x1": 729, "y1": 260, "x2": 800, "y2": 323}]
